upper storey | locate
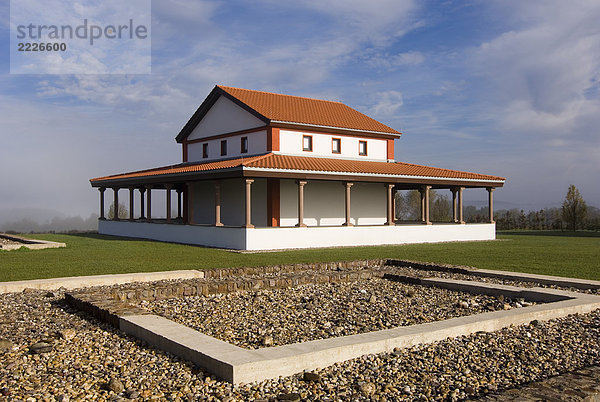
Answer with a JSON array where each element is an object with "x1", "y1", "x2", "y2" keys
[{"x1": 176, "y1": 85, "x2": 401, "y2": 163}]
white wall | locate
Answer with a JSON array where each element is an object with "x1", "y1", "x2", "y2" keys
[
  {"x1": 279, "y1": 180, "x2": 386, "y2": 226},
  {"x1": 187, "y1": 96, "x2": 264, "y2": 141},
  {"x1": 189, "y1": 178, "x2": 267, "y2": 227},
  {"x1": 98, "y1": 220, "x2": 496, "y2": 251},
  {"x1": 279, "y1": 129, "x2": 388, "y2": 161},
  {"x1": 187, "y1": 130, "x2": 267, "y2": 162}
]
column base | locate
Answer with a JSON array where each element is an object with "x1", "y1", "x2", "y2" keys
[
  {"x1": 342, "y1": 222, "x2": 354, "y2": 227},
  {"x1": 459, "y1": 221, "x2": 466, "y2": 225},
  {"x1": 215, "y1": 222, "x2": 224, "y2": 227},
  {"x1": 295, "y1": 223, "x2": 307, "y2": 227},
  {"x1": 385, "y1": 222, "x2": 395, "y2": 226},
  {"x1": 423, "y1": 221, "x2": 432, "y2": 225},
  {"x1": 243, "y1": 224, "x2": 255, "y2": 229}
]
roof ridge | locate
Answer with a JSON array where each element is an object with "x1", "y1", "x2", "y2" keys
[
  {"x1": 242, "y1": 152, "x2": 275, "y2": 166},
  {"x1": 217, "y1": 85, "x2": 345, "y2": 105}
]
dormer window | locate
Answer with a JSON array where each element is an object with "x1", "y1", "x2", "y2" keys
[
  {"x1": 241, "y1": 136, "x2": 248, "y2": 153},
  {"x1": 302, "y1": 135, "x2": 313, "y2": 152},
  {"x1": 221, "y1": 140, "x2": 227, "y2": 156},
  {"x1": 332, "y1": 138, "x2": 341, "y2": 154},
  {"x1": 202, "y1": 143, "x2": 208, "y2": 158},
  {"x1": 359, "y1": 141, "x2": 367, "y2": 156}
]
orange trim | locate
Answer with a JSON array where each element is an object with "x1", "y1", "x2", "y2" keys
[
  {"x1": 275, "y1": 125, "x2": 398, "y2": 140},
  {"x1": 267, "y1": 127, "x2": 280, "y2": 151},
  {"x1": 266, "y1": 179, "x2": 280, "y2": 227},
  {"x1": 186, "y1": 126, "x2": 268, "y2": 145},
  {"x1": 182, "y1": 141, "x2": 188, "y2": 162},
  {"x1": 387, "y1": 139, "x2": 394, "y2": 160}
]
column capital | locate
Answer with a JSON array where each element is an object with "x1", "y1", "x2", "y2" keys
[
  {"x1": 164, "y1": 183, "x2": 173, "y2": 190},
  {"x1": 145, "y1": 185, "x2": 153, "y2": 190},
  {"x1": 487, "y1": 187, "x2": 495, "y2": 193},
  {"x1": 296, "y1": 180, "x2": 308, "y2": 186},
  {"x1": 344, "y1": 182, "x2": 354, "y2": 188},
  {"x1": 385, "y1": 183, "x2": 395, "y2": 189},
  {"x1": 98, "y1": 187, "x2": 106, "y2": 193},
  {"x1": 245, "y1": 178, "x2": 255, "y2": 185}
]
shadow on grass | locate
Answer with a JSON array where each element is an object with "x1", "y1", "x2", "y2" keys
[
  {"x1": 498, "y1": 230, "x2": 600, "y2": 238},
  {"x1": 65, "y1": 232, "x2": 142, "y2": 241}
]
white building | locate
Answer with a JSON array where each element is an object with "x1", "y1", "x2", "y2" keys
[{"x1": 91, "y1": 85, "x2": 505, "y2": 250}]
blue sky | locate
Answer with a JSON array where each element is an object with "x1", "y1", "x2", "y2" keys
[{"x1": 1, "y1": 0, "x2": 599, "y2": 218}]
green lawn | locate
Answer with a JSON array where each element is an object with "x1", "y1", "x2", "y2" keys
[{"x1": 0, "y1": 231, "x2": 598, "y2": 282}]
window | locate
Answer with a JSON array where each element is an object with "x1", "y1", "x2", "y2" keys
[
  {"x1": 202, "y1": 143, "x2": 208, "y2": 158},
  {"x1": 221, "y1": 140, "x2": 227, "y2": 156},
  {"x1": 332, "y1": 138, "x2": 341, "y2": 154},
  {"x1": 302, "y1": 135, "x2": 313, "y2": 152},
  {"x1": 359, "y1": 140, "x2": 367, "y2": 156},
  {"x1": 240, "y1": 136, "x2": 248, "y2": 154}
]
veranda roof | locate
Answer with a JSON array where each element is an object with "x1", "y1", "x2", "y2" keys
[{"x1": 90, "y1": 153, "x2": 505, "y2": 188}]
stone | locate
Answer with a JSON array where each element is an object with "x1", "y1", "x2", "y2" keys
[
  {"x1": 107, "y1": 378, "x2": 124, "y2": 393},
  {"x1": 369, "y1": 295, "x2": 377, "y2": 303},
  {"x1": 0, "y1": 338, "x2": 12, "y2": 351},
  {"x1": 359, "y1": 382, "x2": 376, "y2": 395},
  {"x1": 45, "y1": 292, "x2": 56, "y2": 298},
  {"x1": 0, "y1": 388, "x2": 9, "y2": 396},
  {"x1": 303, "y1": 371, "x2": 321, "y2": 382},
  {"x1": 57, "y1": 329, "x2": 76, "y2": 341},
  {"x1": 402, "y1": 386, "x2": 412, "y2": 395},
  {"x1": 262, "y1": 335, "x2": 274, "y2": 347},
  {"x1": 57, "y1": 394, "x2": 70, "y2": 402},
  {"x1": 458, "y1": 301, "x2": 469, "y2": 309},
  {"x1": 277, "y1": 393, "x2": 301, "y2": 401},
  {"x1": 28, "y1": 342, "x2": 52, "y2": 354},
  {"x1": 464, "y1": 385, "x2": 476, "y2": 395}
]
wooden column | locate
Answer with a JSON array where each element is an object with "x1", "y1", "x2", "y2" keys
[
  {"x1": 176, "y1": 189, "x2": 182, "y2": 220},
  {"x1": 139, "y1": 188, "x2": 146, "y2": 220},
  {"x1": 343, "y1": 182, "x2": 354, "y2": 226},
  {"x1": 244, "y1": 179, "x2": 254, "y2": 228},
  {"x1": 422, "y1": 185, "x2": 432, "y2": 225},
  {"x1": 451, "y1": 188, "x2": 458, "y2": 223},
  {"x1": 146, "y1": 186, "x2": 152, "y2": 222},
  {"x1": 165, "y1": 184, "x2": 173, "y2": 223},
  {"x1": 458, "y1": 187, "x2": 465, "y2": 224},
  {"x1": 215, "y1": 181, "x2": 223, "y2": 227},
  {"x1": 112, "y1": 188, "x2": 119, "y2": 221},
  {"x1": 487, "y1": 187, "x2": 495, "y2": 224},
  {"x1": 296, "y1": 180, "x2": 307, "y2": 227},
  {"x1": 128, "y1": 187, "x2": 135, "y2": 221},
  {"x1": 98, "y1": 188, "x2": 106, "y2": 220},
  {"x1": 385, "y1": 184, "x2": 395, "y2": 226}
]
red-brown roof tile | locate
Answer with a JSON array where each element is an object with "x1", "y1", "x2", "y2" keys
[
  {"x1": 90, "y1": 153, "x2": 504, "y2": 184},
  {"x1": 217, "y1": 86, "x2": 400, "y2": 135}
]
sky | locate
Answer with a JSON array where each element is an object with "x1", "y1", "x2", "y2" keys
[{"x1": 1, "y1": 0, "x2": 599, "y2": 221}]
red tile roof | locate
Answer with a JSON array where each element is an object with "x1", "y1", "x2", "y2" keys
[
  {"x1": 217, "y1": 86, "x2": 400, "y2": 135},
  {"x1": 91, "y1": 153, "x2": 504, "y2": 184}
]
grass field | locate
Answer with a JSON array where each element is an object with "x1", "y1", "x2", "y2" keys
[{"x1": 0, "y1": 231, "x2": 598, "y2": 282}]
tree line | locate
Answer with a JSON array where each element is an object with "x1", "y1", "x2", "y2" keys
[{"x1": 395, "y1": 185, "x2": 599, "y2": 231}]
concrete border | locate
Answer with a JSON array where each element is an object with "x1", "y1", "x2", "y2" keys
[
  {"x1": 109, "y1": 278, "x2": 600, "y2": 384},
  {"x1": 0, "y1": 270, "x2": 205, "y2": 294},
  {"x1": 387, "y1": 259, "x2": 600, "y2": 290},
  {"x1": 0, "y1": 233, "x2": 66, "y2": 251}
]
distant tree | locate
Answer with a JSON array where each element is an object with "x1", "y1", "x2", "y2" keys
[
  {"x1": 431, "y1": 194, "x2": 451, "y2": 221},
  {"x1": 395, "y1": 190, "x2": 422, "y2": 220},
  {"x1": 561, "y1": 185, "x2": 587, "y2": 231},
  {"x1": 108, "y1": 202, "x2": 129, "y2": 220}
]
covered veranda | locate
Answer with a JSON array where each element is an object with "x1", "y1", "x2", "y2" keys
[{"x1": 90, "y1": 154, "x2": 504, "y2": 250}]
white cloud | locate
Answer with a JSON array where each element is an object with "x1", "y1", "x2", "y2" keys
[
  {"x1": 472, "y1": 0, "x2": 600, "y2": 138},
  {"x1": 369, "y1": 90, "x2": 403, "y2": 117}
]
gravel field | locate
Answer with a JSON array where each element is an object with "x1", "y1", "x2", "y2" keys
[
  {"x1": 1, "y1": 267, "x2": 600, "y2": 400},
  {"x1": 142, "y1": 278, "x2": 534, "y2": 349}
]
